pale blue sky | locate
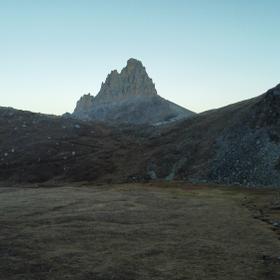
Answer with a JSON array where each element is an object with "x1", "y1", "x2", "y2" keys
[{"x1": 0, "y1": 0, "x2": 279, "y2": 114}]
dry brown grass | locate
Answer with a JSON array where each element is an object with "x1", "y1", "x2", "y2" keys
[{"x1": 0, "y1": 182, "x2": 280, "y2": 280}]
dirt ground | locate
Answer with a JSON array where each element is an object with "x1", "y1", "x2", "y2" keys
[{"x1": 0, "y1": 182, "x2": 280, "y2": 280}]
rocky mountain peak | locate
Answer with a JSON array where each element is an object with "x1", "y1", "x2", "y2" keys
[
  {"x1": 94, "y1": 58, "x2": 157, "y2": 104},
  {"x1": 73, "y1": 58, "x2": 194, "y2": 123},
  {"x1": 125, "y1": 58, "x2": 144, "y2": 69}
]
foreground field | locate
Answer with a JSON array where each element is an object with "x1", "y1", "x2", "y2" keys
[{"x1": 0, "y1": 182, "x2": 280, "y2": 280}]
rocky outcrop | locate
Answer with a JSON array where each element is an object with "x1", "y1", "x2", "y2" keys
[
  {"x1": 96, "y1": 59, "x2": 157, "y2": 103},
  {"x1": 74, "y1": 94, "x2": 95, "y2": 120},
  {"x1": 73, "y1": 58, "x2": 195, "y2": 124}
]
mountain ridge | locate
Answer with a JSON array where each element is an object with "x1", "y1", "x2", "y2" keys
[{"x1": 1, "y1": 81, "x2": 280, "y2": 187}]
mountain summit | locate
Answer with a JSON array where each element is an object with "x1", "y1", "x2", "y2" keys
[
  {"x1": 95, "y1": 58, "x2": 157, "y2": 103},
  {"x1": 73, "y1": 58, "x2": 195, "y2": 124}
]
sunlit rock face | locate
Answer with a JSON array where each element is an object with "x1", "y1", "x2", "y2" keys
[{"x1": 73, "y1": 58, "x2": 195, "y2": 124}]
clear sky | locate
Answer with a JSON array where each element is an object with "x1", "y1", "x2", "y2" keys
[{"x1": 1, "y1": 0, "x2": 279, "y2": 114}]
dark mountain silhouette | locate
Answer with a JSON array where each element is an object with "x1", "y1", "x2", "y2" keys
[{"x1": 1, "y1": 84, "x2": 280, "y2": 187}]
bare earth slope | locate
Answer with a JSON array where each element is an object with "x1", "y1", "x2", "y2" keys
[
  {"x1": 147, "y1": 84, "x2": 280, "y2": 186},
  {"x1": 0, "y1": 107, "x2": 148, "y2": 183}
]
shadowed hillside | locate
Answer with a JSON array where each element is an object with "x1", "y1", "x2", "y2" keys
[{"x1": 1, "y1": 84, "x2": 280, "y2": 187}]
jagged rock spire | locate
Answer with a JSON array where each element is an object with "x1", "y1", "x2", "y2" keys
[
  {"x1": 94, "y1": 58, "x2": 157, "y2": 104},
  {"x1": 74, "y1": 93, "x2": 94, "y2": 118}
]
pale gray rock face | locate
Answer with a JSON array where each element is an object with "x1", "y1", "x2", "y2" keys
[
  {"x1": 96, "y1": 59, "x2": 157, "y2": 103},
  {"x1": 74, "y1": 94, "x2": 94, "y2": 119},
  {"x1": 73, "y1": 58, "x2": 195, "y2": 124}
]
